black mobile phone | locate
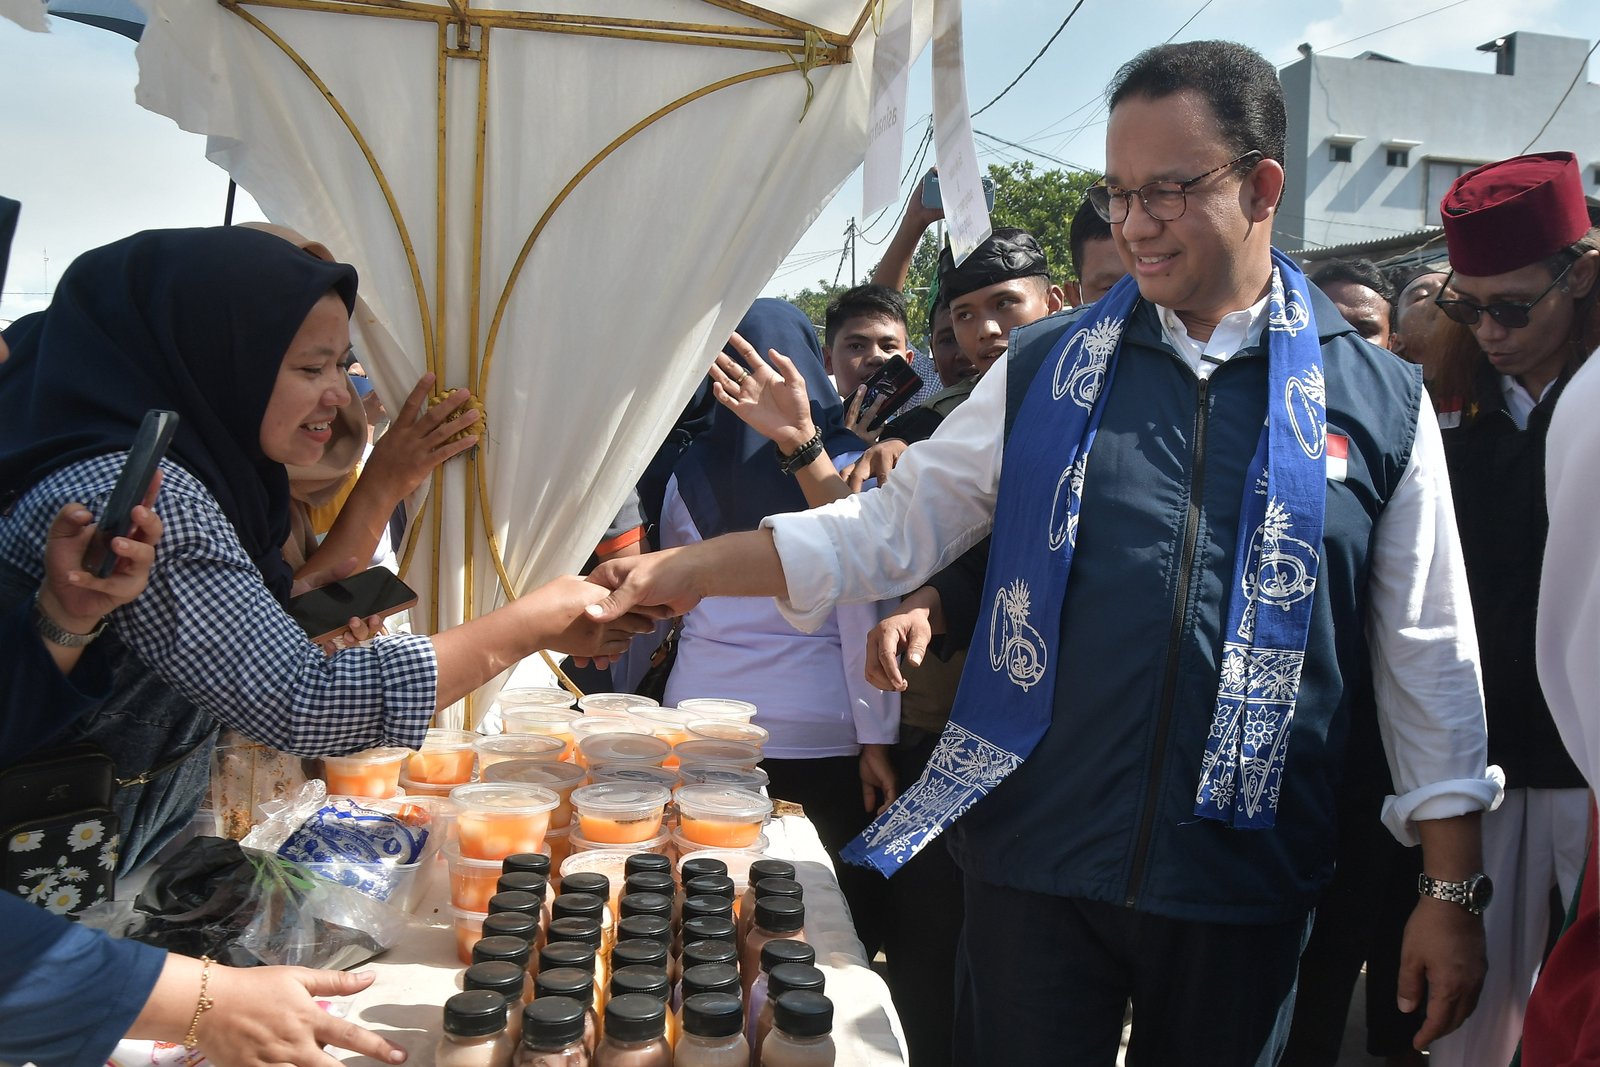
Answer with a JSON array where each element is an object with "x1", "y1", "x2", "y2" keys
[
  {"x1": 82, "y1": 409, "x2": 180, "y2": 578},
  {"x1": 0, "y1": 196, "x2": 19, "y2": 296},
  {"x1": 287, "y1": 567, "x2": 418, "y2": 644},
  {"x1": 853, "y1": 353, "x2": 923, "y2": 432},
  {"x1": 921, "y1": 172, "x2": 996, "y2": 212}
]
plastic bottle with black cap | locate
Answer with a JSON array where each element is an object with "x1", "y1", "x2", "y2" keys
[
  {"x1": 534, "y1": 967, "x2": 599, "y2": 1057},
  {"x1": 743, "y1": 939, "x2": 817, "y2": 1055},
  {"x1": 677, "y1": 940, "x2": 740, "y2": 1010},
  {"x1": 758, "y1": 990, "x2": 834, "y2": 1067},
  {"x1": 609, "y1": 965, "x2": 677, "y2": 1047},
  {"x1": 739, "y1": 898, "x2": 805, "y2": 997},
  {"x1": 484, "y1": 910, "x2": 540, "y2": 950},
  {"x1": 561, "y1": 871, "x2": 616, "y2": 952},
  {"x1": 593, "y1": 992, "x2": 672, "y2": 1067},
  {"x1": 473, "y1": 936, "x2": 534, "y2": 999},
  {"x1": 437, "y1": 988, "x2": 515, "y2": 1067},
  {"x1": 750, "y1": 964, "x2": 824, "y2": 1066},
  {"x1": 625, "y1": 852, "x2": 673, "y2": 882},
  {"x1": 677, "y1": 992, "x2": 749, "y2": 1067},
  {"x1": 539, "y1": 938, "x2": 604, "y2": 1014},
  {"x1": 514, "y1": 995, "x2": 589, "y2": 1067},
  {"x1": 736, "y1": 860, "x2": 795, "y2": 938},
  {"x1": 677, "y1": 962, "x2": 742, "y2": 1034},
  {"x1": 466, "y1": 959, "x2": 531, "y2": 1046},
  {"x1": 547, "y1": 916, "x2": 607, "y2": 994},
  {"x1": 611, "y1": 938, "x2": 669, "y2": 974}
]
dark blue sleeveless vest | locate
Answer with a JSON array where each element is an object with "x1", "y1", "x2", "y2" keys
[{"x1": 947, "y1": 288, "x2": 1422, "y2": 924}]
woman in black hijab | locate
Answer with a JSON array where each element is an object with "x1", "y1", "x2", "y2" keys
[{"x1": 0, "y1": 227, "x2": 650, "y2": 870}]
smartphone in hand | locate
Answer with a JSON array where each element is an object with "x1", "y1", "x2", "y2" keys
[
  {"x1": 848, "y1": 354, "x2": 923, "y2": 434},
  {"x1": 921, "y1": 172, "x2": 996, "y2": 212},
  {"x1": 82, "y1": 409, "x2": 179, "y2": 578},
  {"x1": 287, "y1": 568, "x2": 418, "y2": 645}
]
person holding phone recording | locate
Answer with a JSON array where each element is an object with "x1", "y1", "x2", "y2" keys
[{"x1": 0, "y1": 227, "x2": 653, "y2": 872}]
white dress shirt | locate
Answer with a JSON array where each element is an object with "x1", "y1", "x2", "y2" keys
[
  {"x1": 660, "y1": 465, "x2": 898, "y2": 759},
  {"x1": 764, "y1": 308, "x2": 1502, "y2": 844}
]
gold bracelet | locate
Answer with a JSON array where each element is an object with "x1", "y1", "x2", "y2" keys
[{"x1": 183, "y1": 956, "x2": 215, "y2": 1050}]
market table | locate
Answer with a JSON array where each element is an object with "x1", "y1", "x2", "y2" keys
[{"x1": 331, "y1": 813, "x2": 909, "y2": 1065}]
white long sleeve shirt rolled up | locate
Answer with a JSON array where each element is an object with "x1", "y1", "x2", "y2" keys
[{"x1": 763, "y1": 312, "x2": 1502, "y2": 845}]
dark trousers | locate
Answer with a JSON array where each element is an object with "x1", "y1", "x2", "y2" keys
[
  {"x1": 881, "y1": 727, "x2": 964, "y2": 1067},
  {"x1": 955, "y1": 877, "x2": 1312, "y2": 1066},
  {"x1": 762, "y1": 755, "x2": 886, "y2": 956}
]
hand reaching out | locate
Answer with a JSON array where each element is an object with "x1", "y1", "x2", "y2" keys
[
  {"x1": 710, "y1": 332, "x2": 817, "y2": 453},
  {"x1": 39, "y1": 476, "x2": 164, "y2": 634},
  {"x1": 362, "y1": 373, "x2": 480, "y2": 500}
]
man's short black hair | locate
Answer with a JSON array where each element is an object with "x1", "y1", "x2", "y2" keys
[
  {"x1": 1107, "y1": 41, "x2": 1286, "y2": 170},
  {"x1": 824, "y1": 283, "x2": 907, "y2": 348},
  {"x1": 1068, "y1": 197, "x2": 1113, "y2": 280},
  {"x1": 1309, "y1": 258, "x2": 1396, "y2": 305}
]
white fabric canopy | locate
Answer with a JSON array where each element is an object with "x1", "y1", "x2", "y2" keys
[{"x1": 130, "y1": 0, "x2": 931, "y2": 717}]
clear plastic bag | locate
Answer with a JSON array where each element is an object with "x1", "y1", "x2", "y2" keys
[{"x1": 83, "y1": 836, "x2": 410, "y2": 970}]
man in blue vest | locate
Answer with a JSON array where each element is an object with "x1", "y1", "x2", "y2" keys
[{"x1": 589, "y1": 40, "x2": 1500, "y2": 1064}]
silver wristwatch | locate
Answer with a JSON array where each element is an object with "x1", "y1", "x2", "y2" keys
[
  {"x1": 1417, "y1": 872, "x2": 1494, "y2": 915},
  {"x1": 31, "y1": 591, "x2": 108, "y2": 648}
]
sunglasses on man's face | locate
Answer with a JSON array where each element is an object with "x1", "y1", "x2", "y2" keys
[{"x1": 1433, "y1": 259, "x2": 1573, "y2": 329}]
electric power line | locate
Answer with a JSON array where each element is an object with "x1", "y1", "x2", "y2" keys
[
  {"x1": 974, "y1": 129, "x2": 1096, "y2": 172},
  {"x1": 1305, "y1": 0, "x2": 1475, "y2": 59},
  {"x1": 1520, "y1": 36, "x2": 1600, "y2": 153},
  {"x1": 971, "y1": 0, "x2": 1089, "y2": 119}
]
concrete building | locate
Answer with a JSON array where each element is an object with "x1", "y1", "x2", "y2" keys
[{"x1": 1277, "y1": 31, "x2": 1600, "y2": 254}]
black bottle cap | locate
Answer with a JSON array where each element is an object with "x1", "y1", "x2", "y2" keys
[
  {"x1": 503, "y1": 852, "x2": 552, "y2": 878},
  {"x1": 534, "y1": 966, "x2": 594, "y2": 1008},
  {"x1": 683, "y1": 894, "x2": 733, "y2": 922},
  {"x1": 551, "y1": 892, "x2": 603, "y2": 923},
  {"x1": 545, "y1": 915, "x2": 602, "y2": 950},
  {"x1": 538, "y1": 940, "x2": 596, "y2": 976},
  {"x1": 481, "y1": 911, "x2": 538, "y2": 944},
  {"x1": 625, "y1": 853, "x2": 672, "y2": 879},
  {"x1": 609, "y1": 964, "x2": 670, "y2": 1002},
  {"x1": 748, "y1": 858, "x2": 795, "y2": 884},
  {"x1": 443, "y1": 989, "x2": 508, "y2": 1038},
  {"x1": 463, "y1": 960, "x2": 525, "y2": 1001},
  {"x1": 679, "y1": 856, "x2": 728, "y2": 881},
  {"x1": 561, "y1": 871, "x2": 610, "y2": 902},
  {"x1": 685, "y1": 874, "x2": 735, "y2": 901},
  {"x1": 471, "y1": 935, "x2": 531, "y2": 970},
  {"x1": 753, "y1": 896, "x2": 805, "y2": 933},
  {"x1": 681, "y1": 939, "x2": 739, "y2": 971},
  {"x1": 760, "y1": 937, "x2": 817, "y2": 973},
  {"x1": 773, "y1": 990, "x2": 833, "y2": 1039},
  {"x1": 521, "y1": 995, "x2": 586, "y2": 1050},
  {"x1": 682, "y1": 992, "x2": 744, "y2": 1039},
  {"x1": 624, "y1": 870, "x2": 675, "y2": 897},
  {"x1": 617, "y1": 914, "x2": 672, "y2": 946},
  {"x1": 487, "y1": 889, "x2": 542, "y2": 918},
  {"x1": 603, "y1": 992, "x2": 666, "y2": 1043},
  {"x1": 682, "y1": 962, "x2": 741, "y2": 1000},
  {"x1": 611, "y1": 938, "x2": 669, "y2": 972},
  {"x1": 680, "y1": 915, "x2": 738, "y2": 946},
  {"x1": 497, "y1": 871, "x2": 548, "y2": 897},
  {"x1": 768, "y1": 962, "x2": 826, "y2": 1000},
  {"x1": 619, "y1": 891, "x2": 673, "y2": 922},
  {"x1": 753, "y1": 876, "x2": 803, "y2": 902}
]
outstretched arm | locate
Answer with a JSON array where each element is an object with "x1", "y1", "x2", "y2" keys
[{"x1": 873, "y1": 169, "x2": 944, "y2": 291}]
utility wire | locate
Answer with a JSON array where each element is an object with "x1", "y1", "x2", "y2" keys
[
  {"x1": 1520, "y1": 35, "x2": 1600, "y2": 152},
  {"x1": 971, "y1": 0, "x2": 1088, "y2": 119},
  {"x1": 974, "y1": 129, "x2": 1095, "y2": 172},
  {"x1": 1305, "y1": 0, "x2": 1474, "y2": 58}
]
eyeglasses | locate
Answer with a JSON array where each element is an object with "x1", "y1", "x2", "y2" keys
[
  {"x1": 1087, "y1": 151, "x2": 1264, "y2": 224},
  {"x1": 1434, "y1": 260, "x2": 1574, "y2": 329}
]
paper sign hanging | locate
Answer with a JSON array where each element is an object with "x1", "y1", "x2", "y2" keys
[
  {"x1": 930, "y1": 0, "x2": 990, "y2": 265},
  {"x1": 862, "y1": 0, "x2": 913, "y2": 216}
]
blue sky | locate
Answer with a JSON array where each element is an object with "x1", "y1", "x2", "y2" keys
[{"x1": 1, "y1": 0, "x2": 1594, "y2": 321}]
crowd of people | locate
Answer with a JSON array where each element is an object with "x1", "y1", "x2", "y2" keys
[{"x1": 3, "y1": 33, "x2": 1598, "y2": 1067}]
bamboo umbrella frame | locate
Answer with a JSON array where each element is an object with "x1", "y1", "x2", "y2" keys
[{"x1": 218, "y1": 0, "x2": 887, "y2": 720}]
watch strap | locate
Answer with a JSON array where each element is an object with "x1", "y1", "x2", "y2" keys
[
  {"x1": 1417, "y1": 872, "x2": 1488, "y2": 914},
  {"x1": 31, "y1": 591, "x2": 108, "y2": 648}
]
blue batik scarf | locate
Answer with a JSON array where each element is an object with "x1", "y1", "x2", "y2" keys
[{"x1": 843, "y1": 248, "x2": 1327, "y2": 877}]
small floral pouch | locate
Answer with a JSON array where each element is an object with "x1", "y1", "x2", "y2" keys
[{"x1": 1, "y1": 743, "x2": 119, "y2": 919}]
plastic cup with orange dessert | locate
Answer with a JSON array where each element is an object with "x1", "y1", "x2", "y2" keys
[
  {"x1": 568, "y1": 717, "x2": 651, "y2": 769},
  {"x1": 321, "y1": 747, "x2": 412, "y2": 799},
  {"x1": 449, "y1": 783, "x2": 560, "y2": 861},
  {"x1": 475, "y1": 732, "x2": 567, "y2": 771},
  {"x1": 501, "y1": 706, "x2": 581, "y2": 761},
  {"x1": 685, "y1": 719, "x2": 769, "y2": 752},
  {"x1": 577, "y1": 693, "x2": 660, "y2": 717},
  {"x1": 587, "y1": 765, "x2": 680, "y2": 793},
  {"x1": 444, "y1": 841, "x2": 507, "y2": 912},
  {"x1": 671, "y1": 739, "x2": 761, "y2": 772},
  {"x1": 569, "y1": 822, "x2": 673, "y2": 857},
  {"x1": 405, "y1": 728, "x2": 479, "y2": 786},
  {"x1": 578, "y1": 732, "x2": 671, "y2": 771},
  {"x1": 676, "y1": 764, "x2": 770, "y2": 792},
  {"x1": 499, "y1": 686, "x2": 576, "y2": 710},
  {"x1": 674, "y1": 697, "x2": 759, "y2": 722},
  {"x1": 569, "y1": 782, "x2": 671, "y2": 845},
  {"x1": 545, "y1": 823, "x2": 573, "y2": 870},
  {"x1": 629, "y1": 708, "x2": 700, "y2": 768},
  {"x1": 481, "y1": 759, "x2": 586, "y2": 828},
  {"x1": 675, "y1": 784, "x2": 773, "y2": 849},
  {"x1": 449, "y1": 904, "x2": 489, "y2": 964}
]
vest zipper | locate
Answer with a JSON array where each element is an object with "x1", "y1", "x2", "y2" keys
[{"x1": 1126, "y1": 372, "x2": 1211, "y2": 908}]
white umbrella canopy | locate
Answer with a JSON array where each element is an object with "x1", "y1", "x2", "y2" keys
[{"x1": 131, "y1": 0, "x2": 931, "y2": 718}]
